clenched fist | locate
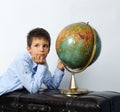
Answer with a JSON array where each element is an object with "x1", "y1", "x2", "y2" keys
[
  {"x1": 57, "y1": 59, "x2": 65, "y2": 71},
  {"x1": 32, "y1": 54, "x2": 46, "y2": 65}
]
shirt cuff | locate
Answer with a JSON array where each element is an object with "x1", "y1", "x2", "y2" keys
[
  {"x1": 56, "y1": 68, "x2": 64, "y2": 76},
  {"x1": 36, "y1": 64, "x2": 48, "y2": 74}
]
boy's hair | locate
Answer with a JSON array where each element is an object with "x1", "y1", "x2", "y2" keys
[{"x1": 27, "y1": 28, "x2": 51, "y2": 47}]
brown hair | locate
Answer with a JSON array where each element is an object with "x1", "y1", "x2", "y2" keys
[{"x1": 27, "y1": 28, "x2": 51, "y2": 47}]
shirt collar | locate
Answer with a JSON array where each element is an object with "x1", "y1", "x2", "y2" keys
[
  {"x1": 32, "y1": 61, "x2": 38, "y2": 69},
  {"x1": 27, "y1": 52, "x2": 38, "y2": 69}
]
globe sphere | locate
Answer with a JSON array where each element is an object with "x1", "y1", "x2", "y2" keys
[{"x1": 56, "y1": 22, "x2": 101, "y2": 72}]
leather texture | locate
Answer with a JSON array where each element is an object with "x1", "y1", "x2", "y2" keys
[{"x1": 0, "y1": 89, "x2": 120, "y2": 112}]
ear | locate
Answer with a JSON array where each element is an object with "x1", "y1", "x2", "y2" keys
[{"x1": 26, "y1": 46, "x2": 31, "y2": 53}]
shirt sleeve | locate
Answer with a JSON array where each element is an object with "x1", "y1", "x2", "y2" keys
[{"x1": 43, "y1": 68, "x2": 64, "y2": 89}]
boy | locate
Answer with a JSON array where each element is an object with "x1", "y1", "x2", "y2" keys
[{"x1": 0, "y1": 28, "x2": 64, "y2": 96}]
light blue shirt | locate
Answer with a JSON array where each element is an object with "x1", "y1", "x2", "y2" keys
[{"x1": 0, "y1": 51, "x2": 64, "y2": 96}]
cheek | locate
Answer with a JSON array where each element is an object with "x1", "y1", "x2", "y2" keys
[
  {"x1": 28, "y1": 49, "x2": 36, "y2": 55},
  {"x1": 44, "y1": 50, "x2": 49, "y2": 56},
  {"x1": 46, "y1": 49, "x2": 50, "y2": 54}
]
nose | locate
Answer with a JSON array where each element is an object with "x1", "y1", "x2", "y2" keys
[{"x1": 40, "y1": 45, "x2": 44, "y2": 51}]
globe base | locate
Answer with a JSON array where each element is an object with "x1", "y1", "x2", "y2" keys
[
  {"x1": 60, "y1": 73, "x2": 88, "y2": 95},
  {"x1": 60, "y1": 88, "x2": 88, "y2": 95}
]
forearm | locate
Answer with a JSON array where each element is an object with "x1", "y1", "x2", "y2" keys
[
  {"x1": 44, "y1": 68, "x2": 64, "y2": 89},
  {"x1": 20, "y1": 64, "x2": 48, "y2": 93}
]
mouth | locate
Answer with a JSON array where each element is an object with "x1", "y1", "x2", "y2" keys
[{"x1": 38, "y1": 54, "x2": 45, "y2": 57}]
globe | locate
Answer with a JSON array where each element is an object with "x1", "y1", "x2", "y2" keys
[
  {"x1": 56, "y1": 22, "x2": 101, "y2": 72},
  {"x1": 55, "y1": 22, "x2": 101, "y2": 95}
]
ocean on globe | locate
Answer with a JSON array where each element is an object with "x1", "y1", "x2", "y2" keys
[{"x1": 56, "y1": 22, "x2": 101, "y2": 71}]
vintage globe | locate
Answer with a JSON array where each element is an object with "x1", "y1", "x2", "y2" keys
[{"x1": 56, "y1": 22, "x2": 101, "y2": 73}]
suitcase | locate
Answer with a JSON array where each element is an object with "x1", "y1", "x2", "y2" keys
[{"x1": 0, "y1": 89, "x2": 120, "y2": 112}]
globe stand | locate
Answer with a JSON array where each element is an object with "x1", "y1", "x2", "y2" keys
[{"x1": 61, "y1": 73, "x2": 88, "y2": 95}]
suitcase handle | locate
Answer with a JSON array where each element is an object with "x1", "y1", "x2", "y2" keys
[{"x1": 28, "y1": 103, "x2": 51, "y2": 112}]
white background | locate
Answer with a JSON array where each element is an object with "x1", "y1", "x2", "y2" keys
[{"x1": 0, "y1": 0, "x2": 120, "y2": 92}]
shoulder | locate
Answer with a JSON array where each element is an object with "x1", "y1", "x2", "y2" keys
[{"x1": 13, "y1": 51, "x2": 32, "y2": 64}]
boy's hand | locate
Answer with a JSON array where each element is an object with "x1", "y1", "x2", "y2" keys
[
  {"x1": 57, "y1": 59, "x2": 65, "y2": 71},
  {"x1": 32, "y1": 55, "x2": 46, "y2": 65}
]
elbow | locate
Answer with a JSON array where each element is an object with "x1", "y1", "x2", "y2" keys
[
  {"x1": 29, "y1": 89, "x2": 39, "y2": 94},
  {"x1": 47, "y1": 84, "x2": 59, "y2": 89},
  {"x1": 27, "y1": 87, "x2": 39, "y2": 94}
]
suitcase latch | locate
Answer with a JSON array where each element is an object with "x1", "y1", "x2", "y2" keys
[{"x1": 28, "y1": 103, "x2": 51, "y2": 112}]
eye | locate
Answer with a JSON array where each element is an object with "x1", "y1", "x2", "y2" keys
[
  {"x1": 43, "y1": 44, "x2": 49, "y2": 48},
  {"x1": 34, "y1": 44, "x2": 39, "y2": 47}
]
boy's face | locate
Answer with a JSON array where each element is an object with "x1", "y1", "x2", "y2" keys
[{"x1": 27, "y1": 37, "x2": 50, "y2": 60}]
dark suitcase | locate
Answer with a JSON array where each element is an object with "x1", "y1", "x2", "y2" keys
[{"x1": 0, "y1": 89, "x2": 120, "y2": 112}]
